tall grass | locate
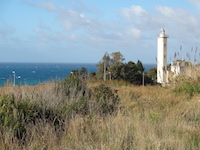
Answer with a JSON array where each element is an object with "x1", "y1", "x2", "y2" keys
[
  {"x1": 0, "y1": 76, "x2": 199, "y2": 149},
  {"x1": 173, "y1": 78, "x2": 200, "y2": 97}
]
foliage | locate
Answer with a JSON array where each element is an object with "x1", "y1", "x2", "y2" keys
[
  {"x1": 109, "y1": 63, "x2": 124, "y2": 80},
  {"x1": 110, "y1": 51, "x2": 125, "y2": 65},
  {"x1": 123, "y1": 61, "x2": 140, "y2": 84},
  {"x1": 147, "y1": 67, "x2": 157, "y2": 82},
  {"x1": 88, "y1": 71, "x2": 96, "y2": 79},
  {"x1": 96, "y1": 52, "x2": 111, "y2": 79},
  {"x1": 0, "y1": 79, "x2": 200, "y2": 149},
  {"x1": 173, "y1": 78, "x2": 200, "y2": 96},
  {"x1": 61, "y1": 76, "x2": 87, "y2": 97},
  {"x1": 92, "y1": 84, "x2": 119, "y2": 116},
  {"x1": 65, "y1": 97, "x2": 89, "y2": 116},
  {"x1": 59, "y1": 77, "x2": 119, "y2": 117},
  {"x1": 71, "y1": 67, "x2": 88, "y2": 80},
  {"x1": 96, "y1": 52, "x2": 154, "y2": 85},
  {"x1": 136, "y1": 60, "x2": 144, "y2": 72},
  {"x1": 0, "y1": 95, "x2": 63, "y2": 140},
  {"x1": 55, "y1": 76, "x2": 91, "y2": 117},
  {"x1": 0, "y1": 76, "x2": 121, "y2": 144}
]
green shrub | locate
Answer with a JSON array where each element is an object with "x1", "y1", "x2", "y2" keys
[
  {"x1": 0, "y1": 95, "x2": 64, "y2": 140},
  {"x1": 92, "y1": 84, "x2": 120, "y2": 116},
  {"x1": 56, "y1": 77, "x2": 120, "y2": 117},
  {"x1": 0, "y1": 77, "x2": 120, "y2": 143},
  {"x1": 173, "y1": 78, "x2": 200, "y2": 96},
  {"x1": 65, "y1": 97, "x2": 89, "y2": 117},
  {"x1": 62, "y1": 84, "x2": 120, "y2": 118},
  {"x1": 55, "y1": 76, "x2": 91, "y2": 100},
  {"x1": 0, "y1": 95, "x2": 28, "y2": 139}
]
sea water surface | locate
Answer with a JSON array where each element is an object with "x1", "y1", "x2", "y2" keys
[
  {"x1": 0, "y1": 63, "x2": 156, "y2": 87},
  {"x1": 0, "y1": 63, "x2": 97, "y2": 87}
]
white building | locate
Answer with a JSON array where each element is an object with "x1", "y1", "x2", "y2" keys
[
  {"x1": 170, "y1": 59, "x2": 186, "y2": 77},
  {"x1": 157, "y1": 28, "x2": 168, "y2": 84},
  {"x1": 156, "y1": 29, "x2": 191, "y2": 84}
]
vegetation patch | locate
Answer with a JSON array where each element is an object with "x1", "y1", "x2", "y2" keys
[
  {"x1": 173, "y1": 79, "x2": 200, "y2": 96},
  {"x1": 0, "y1": 95, "x2": 63, "y2": 140}
]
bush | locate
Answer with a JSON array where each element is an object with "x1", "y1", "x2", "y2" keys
[
  {"x1": 92, "y1": 84, "x2": 120, "y2": 116},
  {"x1": 173, "y1": 79, "x2": 200, "y2": 96},
  {"x1": 0, "y1": 77, "x2": 120, "y2": 145},
  {"x1": 57, "y1": 77, "x2": 120, "y2": 117},
  {"x1": 0, "y1": 95, "x2": 64, "y2": 140},
  {"x1": 65, "y1": 97, "x2": 89, "y2": 117}
]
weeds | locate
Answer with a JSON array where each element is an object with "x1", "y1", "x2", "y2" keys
[
  {"x1": 0, "y1": 76, "x2": 199, "y2": 149},
  {"x1": 0, "y1": 95, "x2": 64, "y2": 141},
  {"x1": 173, "y1": 77, "x2": 200, "y2": 96}
]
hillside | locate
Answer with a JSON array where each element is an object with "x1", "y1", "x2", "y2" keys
[{"x1": 0, "y1": 77, "x2": 199, "y2": 150}]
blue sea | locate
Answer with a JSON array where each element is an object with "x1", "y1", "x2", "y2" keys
[{"x1": 0, "y1": 63, "x2": 156, "y2": 87}]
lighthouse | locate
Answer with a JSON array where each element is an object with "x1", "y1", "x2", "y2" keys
[{"x1": 157, "y1": 28, "x2": 168, "y2": 84}]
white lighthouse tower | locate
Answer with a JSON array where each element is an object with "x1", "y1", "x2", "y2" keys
[{"x1": 157, "y1": 28, "x2": 168, "y2": 84}]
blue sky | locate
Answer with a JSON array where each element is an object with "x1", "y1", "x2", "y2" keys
[{"x1": 1, "y1": 0, "x2": 200, "y2": 64}]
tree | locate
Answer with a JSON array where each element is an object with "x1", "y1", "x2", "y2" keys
[
  {"x1": 136, "y1": 60, "x2": 144, "y2": 72},
  {"x1": 96, "y1": 52, "x2": 125, "y2": 80},
  {"x1": 110, "y1": 51, "x2": 125, "y2": 65},
  {"x1": 136, "y1": 60, "x2": 145, "y2": 84},
  {"x1": 96, "y1": 52, "x2": 111, "y2": 79},
  {"x1": 123, "y1": 61, "x2": 140, "y2": 84},
  {"x1": 109, "y1": 52, "x2": 125, "y2": 79},
  {"x1": 147, "y1": 67, "x2": 157, "y2": 82},
  {"x1": 71, "y1": 67, "x2": 88, "y2": 80},
  {"x1": 96, "y1": 52, "x2": 148, "y2": 85},
  {"x1": 109, "y1": 63, "x2": 124, "y2": 80}
]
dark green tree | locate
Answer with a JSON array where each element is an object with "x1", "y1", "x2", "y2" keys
[
  {"x1": 123, "y1": 61, "x2": 140, "y2": 84},
  {"x1": 147, "y1": 67, "x2": 157, "y2": 82},
  {"x1": 136, "y1": 60, "x2": 144, "y2": 72},
  {"x1": 96, "y1": 52, "x2": 149, "y2": 85},
  {"x1": 136, "y1": 60, "x2": 145, "y2": 84}
]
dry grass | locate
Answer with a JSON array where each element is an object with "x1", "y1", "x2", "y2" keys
[{"x1": 0, "y1": 79, "x2": 199, "y2": 150}]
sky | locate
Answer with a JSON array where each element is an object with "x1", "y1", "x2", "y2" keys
[{"x1": 1, "y1": 0, "x2": 200, "y2": 64}]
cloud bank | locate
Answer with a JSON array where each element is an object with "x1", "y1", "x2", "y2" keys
[{"x1": 1, "y1": 0, "x2": 200, "y2": 63}]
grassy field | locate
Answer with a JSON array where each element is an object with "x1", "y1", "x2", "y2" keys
[{"x1": 0, "y1": 77, "x2": 199, "y2": 150}]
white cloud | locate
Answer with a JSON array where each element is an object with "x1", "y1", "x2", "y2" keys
[
  {"x1": 22, "y1": 0, "x2": 57, "y2": 12},
  {"x1": 22, "y1": 1, "x2": 200, "y2": 63},
  {"x1": 27, "y1": 2, "x2": 150, "y2": 56},
  {"x1": 189, "y1": 0, "x2": 200, "y2": 9},
  {"x1": 121, "y1": 5, "x2": 163, "y2": 30},
  {"x1": 121, "y1": 5, "x2": 147, "y2": 19},
  {"x1": 120, "y1": 5, "x2": 200, "y2": 43},
  {"x1": 37, "y1": 1, "x2": 57, "y2": 12},
  {"x1": 119, "y1": 4, "x2": 200, "y2": 62},
  {"x1": 156, "y1": 6, "x2": 195, "y2": 24},
  {"x1": 155, "y1": 6, "x2": 200, "y2": 41},
  {"x1": 30, "y1": 1, "x2": 99, "y2": 32},
  {"x1": 56, "y1": 9, "x2": 93, "y2": 31},
  {"x1": 29, "y1": 1, "x2": 126, "y2": 46},
  {"x1": 127, "y1": 28, "x2": 141, "y2": 39}
]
